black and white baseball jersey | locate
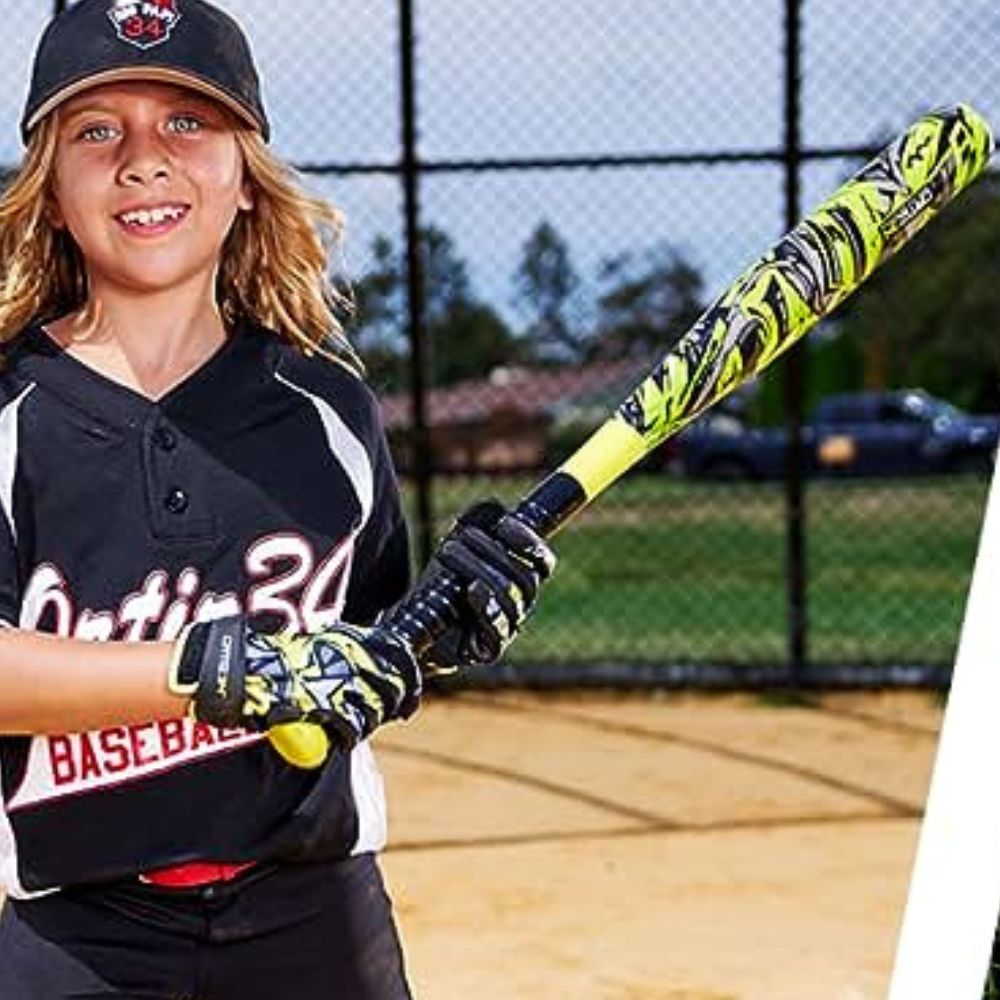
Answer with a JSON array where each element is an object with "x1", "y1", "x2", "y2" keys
[{"x1": 0, "y1": 322, "x2": 411, "y2": 898}]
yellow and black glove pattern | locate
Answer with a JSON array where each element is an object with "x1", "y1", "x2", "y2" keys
[
  {"x1": 169, "y1": 617, "x2": 422, "y2": 753},
  {"x1": 388, "y1": 499, "x2": 557, "y2": 672}
]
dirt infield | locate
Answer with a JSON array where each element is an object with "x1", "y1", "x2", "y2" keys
[{"x1": 375, "y1": 689, "x2": 944, "y2": 1000}]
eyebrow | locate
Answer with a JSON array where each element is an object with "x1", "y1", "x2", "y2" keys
[
  {"x1": 60, "y1": 103, "x2": 119, "y2": 122},
  {"x1": 60, "y1": 94, "x2": 221, "y2": 124}
]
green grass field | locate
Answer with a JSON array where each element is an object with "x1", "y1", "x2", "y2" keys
[{"x1": 403, "y1": 475, "x2": 989, "y2": 670}]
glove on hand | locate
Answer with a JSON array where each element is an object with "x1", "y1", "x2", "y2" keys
[
  {"x1": 395, "y1": 499, "x2": 557, "y2": 672},
  {"x1": 169, "y1": 617, "x2": 422, "y2": 754}
]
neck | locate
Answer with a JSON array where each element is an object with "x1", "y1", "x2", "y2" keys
[{"x1": 48, "y1": 274, "x2": 230, "y2": 400}]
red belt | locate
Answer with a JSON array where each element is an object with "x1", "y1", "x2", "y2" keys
[{"x1": 138, "y1": 861, "x2": 257, "y2": 889}]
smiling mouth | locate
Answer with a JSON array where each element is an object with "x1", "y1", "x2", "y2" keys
[{"x1": 115, "y1": 205, "x2": 191, "y2": 233}]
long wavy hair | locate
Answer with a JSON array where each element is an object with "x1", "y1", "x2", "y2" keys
[{"x1": 0, "y1": 116, "x2": 359, "y2": 369}]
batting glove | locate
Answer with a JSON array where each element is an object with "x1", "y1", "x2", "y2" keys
[
  {"x1": 391, "y1": 499, "x2": 557, "y2": 672},
  {"x1": 168, "y1": 617, "x2": 422, "y2": 754}
]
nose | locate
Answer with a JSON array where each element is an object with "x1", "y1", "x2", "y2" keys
[{"x1": 117, "y1": 128, "x2": 172, "y2": 186}]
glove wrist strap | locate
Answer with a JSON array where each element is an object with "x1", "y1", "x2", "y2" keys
[
  {"x1": 170, "y1": 618, "x2": 248, "y2": 728},
  {"x1": 168, "y1": 623, "x2": 204, "y2": 697}
]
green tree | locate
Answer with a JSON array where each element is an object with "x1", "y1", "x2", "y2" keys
[
  {"x1": 430, "y1": 302, "x2": 521, "y2": 386},
  {"x1": 417, "y1": 225, "x2": 519, "y2": 384},
  {"x1": 593, "y1": 243, "x2": 705, "y2": 361},
  {"x1": 514, "y1": 221, "x2": 585, "y2": 362},
  {"x1": 349, "y1": 235, "x2": 407, "y2": 391},
  {"x1": 835, "y1": 173, "x2": 1000, "y2": 412},
  {"x1": 347, "y1": 225, "x2": 519, "y2": 389},
  {"x1": 419, "y1": 225, "x2": 472, "y2": 327}
]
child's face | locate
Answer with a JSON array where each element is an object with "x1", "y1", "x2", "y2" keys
[{"x1": 48, "y1": 80, "x2": 254, "y2": 299}]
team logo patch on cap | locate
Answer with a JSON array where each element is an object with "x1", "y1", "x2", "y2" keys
[{"x1": 107, "y1": 0, "x2": 182, "y2": 50}]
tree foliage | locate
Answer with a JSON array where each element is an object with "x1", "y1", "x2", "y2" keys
[
  {"x1": 593, "y1": 243, "x2": 704, "y2": 361},
  {"x1": 513, "y1": 221, "x2": 585, "y2": 362},
  {"x1": 351, "y1": 219, "x2": 711, "y2": 385},
  {"x1": 348, "y1": 225, "x2": 518, "y2": 389},
  {"x1": 834, "y1": 172, "x2": 1000, "y2": 412}
]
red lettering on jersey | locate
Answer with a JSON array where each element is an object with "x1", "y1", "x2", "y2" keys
[
  {"x1": 190, "y1": 722, "x2": 218, "y2": 751},
  {"x1": 128, "y1": 723, "x2": 157, "y2": 767},
  {"x1": 78, "y1": 733, "x2": 102, "y2": 781},
  {"x1": 216, "y1": 727, "x2": 246, "y2": 744},
  {"x1": 49, "y1": 736, "x2": 76, "y2": 785},
  {"x1": 158, "y1": 719, "x2": 187, "y2": 757},
  {"x1": 98, "y1": 728, "x2": 131, "y2": 774}
]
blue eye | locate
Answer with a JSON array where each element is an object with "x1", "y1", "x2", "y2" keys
[
  {"x1": 78, "y1": 123, "x2": 117, "y2": 143},
  {"x1": 168, "y1": 114, "x2": 203, "y2": 134}
]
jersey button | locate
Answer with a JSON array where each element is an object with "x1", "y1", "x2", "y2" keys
[
  {"x1": 164, "y1": 488, "x2": 190, "y2": 514},
  {"x1": 153, "y1": 427, "x2": 178, "y2": 452}
]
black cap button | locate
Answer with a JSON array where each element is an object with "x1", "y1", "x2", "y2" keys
[
  {"x1": 153, "y1": 427, "x2": 178, "y2": 452},
  {"x1": 164, "y1": 489, "x2": 189, "y2": 514}
]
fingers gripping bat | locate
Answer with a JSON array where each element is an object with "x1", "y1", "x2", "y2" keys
[{"x1": 272, "y1": 103, "x2": 994, "y2": 768}]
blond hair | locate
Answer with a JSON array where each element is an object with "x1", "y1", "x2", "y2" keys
[{"x1": 0, "y1": 117, "x2": 359, "y2": 369}]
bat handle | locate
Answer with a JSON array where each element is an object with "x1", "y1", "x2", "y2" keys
[
  {"x1": 383, "y1": 495, "x2": 559, "y2": 660},
  {"x1": 383, "y1": 569, "x2": 463, "y2": 658}
]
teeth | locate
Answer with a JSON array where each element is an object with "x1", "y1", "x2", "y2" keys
[{"x1": 119, "y1": 206, "x2": 186, "y2": 226}]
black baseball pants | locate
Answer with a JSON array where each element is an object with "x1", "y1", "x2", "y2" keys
[{"x1": 0, "y1": 853, "x2": 412, "y2": 999}]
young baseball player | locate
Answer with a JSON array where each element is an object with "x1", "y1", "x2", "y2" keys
[{"x1": 0, "y1": 1, "x2": 556, "y2": 997}]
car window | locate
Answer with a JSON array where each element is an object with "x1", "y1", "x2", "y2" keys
[
  {"x1": 879, "y1": 401, "x2": 919, "y2": 423},
  {"x1": 830, "y1": 400, "x2": 874, "y2": 423}
]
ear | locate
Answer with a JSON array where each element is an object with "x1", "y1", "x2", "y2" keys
[
  {"x1": 46, "y1": 194, "x2": 66, "y2": 230},
  {"x1": 237, "y1": 178, "x2": 254, "y2": 213}
]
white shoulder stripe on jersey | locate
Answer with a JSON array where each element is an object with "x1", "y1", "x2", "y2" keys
[
  {"x1": 273, "y1": 372, "x2": 374, "y2": 530},
  {"x1": 0, "y1": 384, "x2": 36, "y2": 546},
  {"x1": 273, "y1": 375, "x2": 387, "y2": 854}
]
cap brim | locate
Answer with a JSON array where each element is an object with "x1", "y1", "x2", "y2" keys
[{"x1": 25, "y1": 66, "x2": 264, "y2": 136}]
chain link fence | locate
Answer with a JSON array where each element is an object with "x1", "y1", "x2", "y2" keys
[{"x1": 7, "y1": 1, "x2": 999, "y2": 685}]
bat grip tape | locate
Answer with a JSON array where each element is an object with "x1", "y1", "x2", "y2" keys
[
  {"x1": 384, "y1": 473, "x2": 583, "y2": 658},
  {"x1": 383, "y1": 570, "x2": 464, "y2": 657}
]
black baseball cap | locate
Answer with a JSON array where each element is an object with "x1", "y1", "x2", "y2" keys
[{"x1": 21, "y1": 0, "x2": 270, "y2": 144}]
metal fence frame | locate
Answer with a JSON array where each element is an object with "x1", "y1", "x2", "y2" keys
[
  {"x1": 330, "y1": 0, "x2": 882, "y2": 684},
  {"x1": 38, "y1": 0, "x2": 949, "y2": 684}
]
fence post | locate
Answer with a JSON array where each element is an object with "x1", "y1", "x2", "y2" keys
[
  {"x1": 398, "y1": 0, "x2": 435, "y2": 566},
  {"x1": 783, "y1": 0, "x2": 807, "y2": 687}
]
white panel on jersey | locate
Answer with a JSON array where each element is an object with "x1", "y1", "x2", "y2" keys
[
  {"x1": 0, "y1": 613, "x2": 29, "y2": 899},
  {"x1": 7, "y1": 724, "x2": 265, "y2": 813},
  {"x1": 0, "y1": 384, "x2": 36, "y2": 545},
  {"x1": 0, "y1": 791, "x2": 30, "y2": 898},
  {"x1": 349, "y1": 742, "x2": 388, "y2": 855},
  {"x1": 273, "y1": 372, "x2": 374, "y2": 529}
]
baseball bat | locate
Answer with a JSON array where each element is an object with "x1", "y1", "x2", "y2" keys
[{"x1": 272, "y1": 103, "x2": 994, "y2": 768}]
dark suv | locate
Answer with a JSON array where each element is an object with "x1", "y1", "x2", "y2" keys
[{"x1": 675, "y1": 390, "x2": 1000, "y2": 479}]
